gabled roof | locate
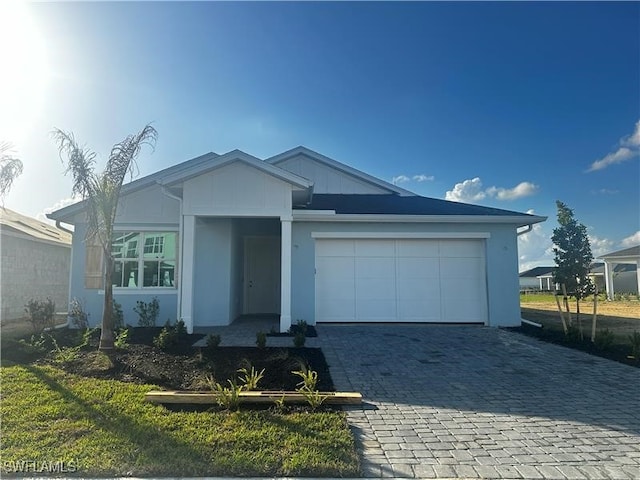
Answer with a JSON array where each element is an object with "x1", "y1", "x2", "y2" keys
[
  {"x1": 159, "y1": 149, "x2": 313, "y2": 190},
  {"x1": 48, "y1": 151, "x2": 220, "y2": 222},
  {"x1": 266, "y1": 146, "x2": 416, "y2": 196},
  {"x1": 295, "y1": 194, "x2": 546, "y2": 225},
  {"x1": 1, "y1": 208, "x2": 71, "y2": 245},
  {"x1": 519, "y1": 266, "x2": 555, "y2": 278},
  {"x1": 599, "y1": 245, "x2": 640, "y2": 259}
]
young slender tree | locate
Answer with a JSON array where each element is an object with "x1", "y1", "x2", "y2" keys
[
  {"x1": 551, "y1": 200, "x2": 594, "y2": 327},
  {"x1": 0, "y1": 141, "x2": 24, "y2": 204},
  {"x1": 53, "y1": 125, "x2": 158, "y2": 351}
]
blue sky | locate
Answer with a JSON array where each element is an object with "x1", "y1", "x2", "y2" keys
[{"x1": 2, "y1": 1, "x2": 639, "y2": 270}]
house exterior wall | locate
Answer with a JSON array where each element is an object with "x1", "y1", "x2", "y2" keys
[
  {"x1": 291, "y1": 221, "x2": 521, "y2": 327},
  {"x1": 1, "y1": 233, "x2": 71, "y2": 321},
  {"x1": 115, "y1": 184, "x2": 180, "y2": 225},
  {"x1": 275, "y1": 154, "x2": 390, "y2": 194},
  {"x1": 183, "y1": 162, "x2": 293, "y2": 217},
  {"x1": 69, "y1": 223, "x2": 178, "y2": 328}
]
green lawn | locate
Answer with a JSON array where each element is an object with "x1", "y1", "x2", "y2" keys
[{"x1": 0, "y1": 365, "x2": 359, "y2": 477}]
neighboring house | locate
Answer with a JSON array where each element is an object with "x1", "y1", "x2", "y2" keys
[
  {"x1": 0, "y1": 208, "x2": 72, "y2": 321},
  {"x1": 48, "y1": 146, "x2": 546, "y2": 332},
  {"x1": 519, "y1": 266, "x2": 555, "y2": 291},
  {"x1": 598, "y1": 246, "x2": 640, "y2": 299}
]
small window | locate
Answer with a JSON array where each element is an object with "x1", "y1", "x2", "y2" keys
[{"x1": 111, "y1": 232, "x2": 177, "y2": 289}]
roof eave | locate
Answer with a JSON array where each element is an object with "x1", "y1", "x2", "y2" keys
[{"x1": 292, "y1": 212, "x2": 547, "y2": 226}]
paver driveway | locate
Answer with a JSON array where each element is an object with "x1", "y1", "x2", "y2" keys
[{"x1": 316, "y1": 325, "x2": 640, "y2": 479}]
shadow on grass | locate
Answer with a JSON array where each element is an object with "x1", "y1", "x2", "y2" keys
[{"x1": 23, "y1": 365, "x2": 213, "y2": 477}]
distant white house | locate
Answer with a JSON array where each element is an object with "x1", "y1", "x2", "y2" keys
[
  {"x1": 598, "y1": 246, "x2": 640, "y2": 299},
  {"x1": 519, "y1": 266, "x2": 555, "y2": 291},
  {"x1": 0, "y1": 208, "x2": 72, "y2": 321}
]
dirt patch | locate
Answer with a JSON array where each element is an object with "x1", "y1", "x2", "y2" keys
[
  {"x1": 521, "y1": 299, "x2": 640, "y2": 320},
  {"x1": 8, "y1": 328, "x2": 335, "y2": 392}
]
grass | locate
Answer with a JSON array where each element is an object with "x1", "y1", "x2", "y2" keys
[{"x1": 0, "y1": 364, "x2": 359, "y2": 477}]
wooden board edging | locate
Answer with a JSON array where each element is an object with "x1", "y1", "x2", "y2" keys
[{"x1": 145, "y1": 390, "x2": 362, "y2": 405}]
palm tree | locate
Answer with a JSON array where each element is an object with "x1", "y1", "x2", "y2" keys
[
  {"x1": 0, "y1": 141, "x2": 24, "y2": 203},
  {"x1": 53, "y1": 125, "x2": 158, "y2": 351}
]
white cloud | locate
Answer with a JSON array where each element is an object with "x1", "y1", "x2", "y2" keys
[
  {"x1": 621, "y1": 231, "x2": 640, "y2": 247},
  {"x1": 37, "y1": 195, "x2": 81, "y2": 224},
  {"x1": 587, "y1": 120, "x2": 640, "y2": 172},
  {"x1": 413, "y1": 174, "x2": 434, "y2": 182},
  {"x1": 588, "y1": 235, "x2": 616, "y2": 258},
  {"x1": 445, "y1": 177, "x2": 539, "y2": 203},
  {"x1": 591, "y1": 188, "x2": 619, "y2": 195},
  {"x1": 392, "y1": 174, "x2": 434, "y2": 185},
  {"x1": 445, "y1": 177, "x2": 486, "y2": 202},
  {"x1": 392, "y1": 175, "x2": 410, "y2": 185},
  {"x1": 486, "y1": 181, "x2": 539, "y2": 200}
]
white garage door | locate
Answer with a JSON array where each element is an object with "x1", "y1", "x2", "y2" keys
[{"x1": 315, "y1": 238, "x2": 487, "y2": 323}]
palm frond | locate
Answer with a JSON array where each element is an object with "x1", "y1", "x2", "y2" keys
[
  {"x1": 0, "y1": 142, "x2": 24, "y2": 200},
  {"x1": 51, "y1": 128, "x2": 97, "y2": 200}
]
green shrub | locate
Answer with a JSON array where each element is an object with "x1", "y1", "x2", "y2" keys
[
  {"x1": 25, "y1": 298, "x2": 55, "y2": 333},
  {"x1": 115, "y1": 328, "x2": 130, "y2": 349},
  {"x1": 134, "y1": 297, "x2": 159, "y2": 327},
  {"x1": 174, "y1": 319, "x2": 187, "y2": 336},
  {"x1": 295, "y1": 319, "x2": 308, "y2": 335},
  {"x1": 50, "y1": 335, "x2": 80, "y2": 364},
  {"x1": 206, "y1": 334, "x2": 221, "y2": 348},
  {"x1": 293, "y1": 332, "x2": 306, "y2": 347},
  {"x1": 17, "y1": 333, "x2": 49, "y2": 355},
  {"x1": 292, "y1": 367, "x2": 326, "y2": 410},
  {"x1": 68, "y1": 298, "x2": 89, "y2": 329},
  {"x1": 256, "y1": 331, "x2": 267, "y2": 348},
  {"x1": 153, "y1": 326, "x2": 178, "y2": 351},
  {"x1": 594, "y1": 329, "x2": 616, "y2": 351},
  {"x1": 213, "y1": 380, "x2": 243, "y2": 410}
]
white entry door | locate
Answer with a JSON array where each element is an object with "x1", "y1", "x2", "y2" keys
[
  {"x1": 315, "y1": 238, "x2": 487, "y2": 323},
  {"x1": 244, "y1": 236, "x2": 281, "y2": 314}
]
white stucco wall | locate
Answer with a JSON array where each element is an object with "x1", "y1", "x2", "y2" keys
[{"x1": 1, "y1": 233, "x2": 71, "y2": 321}]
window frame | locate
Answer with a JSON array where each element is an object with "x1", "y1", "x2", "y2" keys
[{"x1": 111, "y1": 230, "x2": 179, "y2": 291}]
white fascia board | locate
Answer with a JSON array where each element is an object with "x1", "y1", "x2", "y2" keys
[
  {"x1": 160, "y1": 150, "x2": 313, "y2": 190},
  {"x1": 311, "y1": 231, "x2": 491, "y2": 239},
  {"x1": 598, "y1": 255, "x2": 639, "y2": 263},
  {"x1": 266, "y1": 146, "x2": 416, "y2": 196},
  {"x1": 293, "y1": 212, "x2": 547, "y2": 227}
]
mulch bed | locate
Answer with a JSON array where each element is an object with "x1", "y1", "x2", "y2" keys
[
  {"x1": 506, "y1": 324, "x2": 639, "y2": 368},
  {"x1": 8, "y1": 327, "x2": 335, "y2": 391}
]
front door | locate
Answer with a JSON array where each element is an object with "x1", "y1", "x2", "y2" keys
[{"x1": 244, "y1": 236, "x2": 281, "y2": 314}]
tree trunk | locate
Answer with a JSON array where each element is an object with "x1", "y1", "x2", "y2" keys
[
  {"x1": 554, "y1": 293, "x2": 568, "y2": 334},
  {"x1": 576, "y1": 298, "x2": 583, "y2": 340},
  {"x1": 99, "y1": 252, "x2": 115, "y2": 351}
]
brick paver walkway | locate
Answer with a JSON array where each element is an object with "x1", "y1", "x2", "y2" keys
[{"x1": 317, "y1": 325, "x2": 640, "y2": 479}]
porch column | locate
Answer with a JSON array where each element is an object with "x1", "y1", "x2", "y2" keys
[
  {"x1": 636, "y1": 260, "x2": 640, "y2": 297},
  {"x1": 604, "y1": 260, "x2": 614, "y2": 301},
  {"x1": 181, "y1": 215, "x2": 196, "y2": 333},
  {"x1": 280, "y1": 217, "x2": 292, "y2": 333}
]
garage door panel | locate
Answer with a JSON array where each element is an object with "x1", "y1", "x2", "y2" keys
[
  {"x1": 442, "y1": 298, "x2": 486, "y2": 322},
  {"x1": 355, "y1": 257, "x2": 395, "y2": 278},
  {"x1": 397, "y1": 281, "x2": 439, "y2": 301},
  {"x1": 397, "y1": 240, "x2": 439, "y2": 257},
  {"x1": 441, "y1": 277, "x2": 485, "y2": 301},
  {"x1": 439, "y1": 239, "x2": 484, "y2": 257},
  {"x1": 356, "y1": 278, "x2": 396, "y2": 299},
  {"x1": 440, "y1": 257, "x2": 484, "y2": 278},
  {"x1": 397, "y1": 257, "x2": 440, "y2": 279},
  {"x1": 316, "y1": 239, "x2": 354, "y2": 256},
  {"x1": 398, "y1": 300, "x2": 441, "y2": 321},
  {"x1": 356, "y1": 299, "x2": 397, "y2": 320},
  {"x1": 317, "y1": 300, "x2": 355, "y2": 321},
  {"x1": 355, "y1": 239, "x2": 395, "y2": 256}
]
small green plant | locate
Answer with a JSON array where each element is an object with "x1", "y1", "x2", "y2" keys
[
  {"x1": 295, "y1": 319, "x2": 308, "y2": 335},
  {"x1": 293, "y1": 331, "x2": 306, "y2": 347},
  {"x1": 256, "y1": 331, "x2": 267, "y2": 348},
  {"x1": 25, "y1": 298, "x2": 56, "y2": 333},
  {"x1": 213, "y1": 380, "x2": 243, "y2": 410},
  {"x1": 17, "y1": 333, "x2": 49, "y2": 355},
  {"x1": 174, "y1": 319, "x2": 187, "y2": 336},
  {"x1": 206, "y1": 334, "x2": 221, "y2": 348},
  {"x1": 628, "y1": 331, "x2": 640, "y2": 360},
  {"x1": 292, "y1": 367, "x2": 326, "y2": 410},
  {"x1": 238, "y1": 365, "x2": 265, "y2": 391},
  {"x1": 594, "y1": 329, "x2": 616, "y2": 351},
  {"x1": 69, "y1": 298, "x2": 89, "y2": 329},
  {"x1": 272, "y1": 393, "x2": 287, "y2": 413},
  {"x1": 112, "y1": 299, "x2": 124, "y2": 329},
  {"x1": 153, "y1": 325, "x2": 178, "y2": 351},
  {"x1": 564, "y1": 323, "x2": 582, "y2": 343},
  {"x1": 77, "y1": 327, "x2": 98, "y2": 349},
  {"x1": 114, "y1": 328, "x2": 130, "y2": 349},
  {"x1": 134, "y1": 297, "x2": 159, "y2": 327},
  {"x1": 50, "y1": 335, "x2": 80, "y2": 364}
]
